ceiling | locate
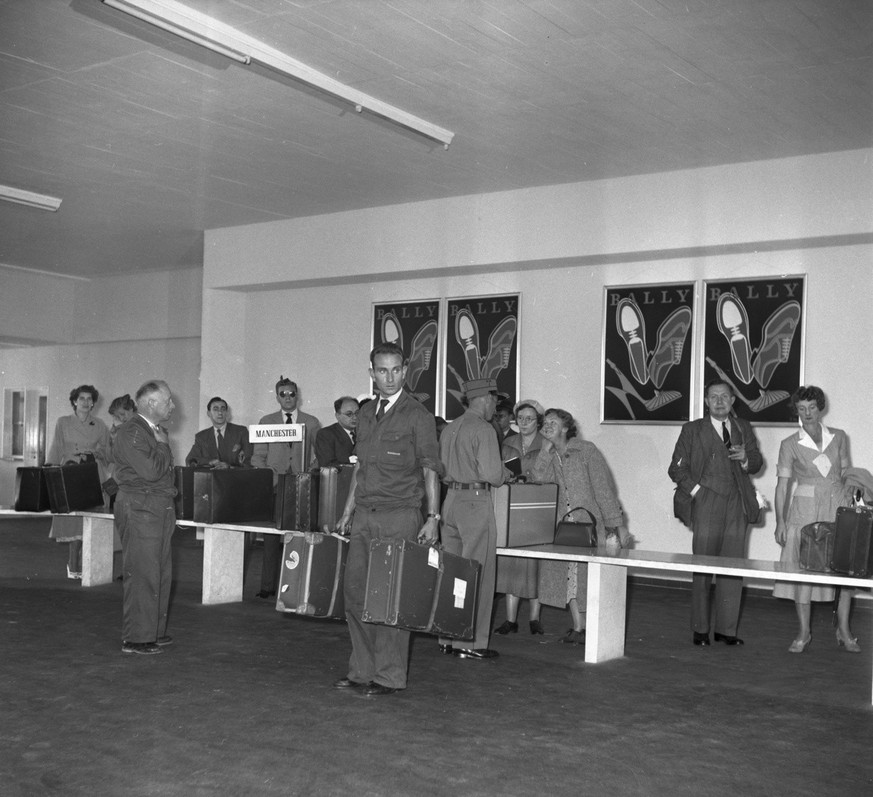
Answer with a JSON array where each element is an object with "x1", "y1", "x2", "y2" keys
[{"x1": 1, "y1": 0, "x2": 871, "y2": 279}]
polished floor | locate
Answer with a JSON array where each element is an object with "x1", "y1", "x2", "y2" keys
[{"x1": 1, "y1": 516, "x2": 871, "y2": 797}]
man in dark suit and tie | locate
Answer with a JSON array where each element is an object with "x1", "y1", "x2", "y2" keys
[
  {"x1": 315, "y1": 396, "x2": 359, "y2": 467},
  {"x1": 251, "y1": 376, "x2": 322, "y2": 599},
  {"x1": 669, "y1": 379, "x2": 763, "y2": 647},
  {"x1": 185, "y1": 396, "x2": 252, "y2": 468}
]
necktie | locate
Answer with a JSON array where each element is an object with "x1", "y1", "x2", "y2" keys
[
  {"x1": 216, "y1": 428, "x2": 224, "y2": 452},
  {"x1": 350, "y1": 430, "x2": 357, "y2": 446},
  {"x1": 376, "y1": 399, "x2": 389, "y2": 420},
  {"x1": 285, "y1": 413, "x2": 293, "y2": 424},
  {"x1": 722, "y1": 421, "x2": 731, "y2": 448}
]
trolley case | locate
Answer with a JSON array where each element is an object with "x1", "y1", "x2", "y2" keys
[
  {"x1": 275, "y1": 531, "x2": 348, "y2": 618},
  {"x1": 192, "y1": 468, "x2": 274, "y2": 524},
  {"x1": 14, "y1": 467, "x2": 51, "y2": 512},
  {"x1": 274, "y1": 471, "x2": 320, "y2": 531},
  {"x1": 362, "y1": 539, "x2": 480, "y2": 640},
  {"x1": 44, "y1": 462, "x2": 104, "y2": 513},
  {"x1": 492, "y1": 483, "x2": 559, "y2": 547},
  {"x1": 830, "y1": 504, "x2": 873, "y2": 577},
  {"x1": 317, "y1": 465, "x2": 355, "y2": 532},
  {"x1": 799, "y1": 521, "x2": 835, "y2": 572}
]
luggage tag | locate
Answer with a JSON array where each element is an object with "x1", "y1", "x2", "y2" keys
[{"x1": 453, "y1": 578, "x2": 468, "y2": 609}]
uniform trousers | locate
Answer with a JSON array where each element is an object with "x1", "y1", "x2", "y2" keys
[
  {"x1": 115, "y1": 491, "x2": 175, "y2": 643},
  {"x1": 690, "y1": 486, "x2": 747, "y2": 636},
  {"x1": 439, "y1": 488, "x2": 497, "y2": 651},
  {"x1": 344, "y1": 505, "x2": 420, "y2": 690}
]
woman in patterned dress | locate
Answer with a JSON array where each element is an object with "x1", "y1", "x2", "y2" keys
[{"x1": 773, "y1": 386, "x2": 859, "y2": 653}]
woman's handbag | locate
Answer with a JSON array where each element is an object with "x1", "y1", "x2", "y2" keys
[
  {"x1": 798, "y1": 521, "x2": 835, "y2": 572},
  {"x1": 553, "y1": 506, "x2": 597, "y2": 548}
]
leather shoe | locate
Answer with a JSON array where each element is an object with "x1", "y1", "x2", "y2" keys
[
  {"x1": 713, "y1": 632, "x2": 744, "y2": 645},
  {"x1": 121, "y1": 641, "x2": 162, "y2": 655},
  {"x1": 693, "y1": 632, "x2": 711, "y2": 646},
  {"x1": 256, "y1": 590, "x2": 276, "y2": 599},
  {"x1": 333, "y1": 677, "x2": 369, "y2": 689},
  {"x1": 454, "y1": 648, "x2": 499, "y2": 660},
  {"x1": 364, "y1": 683, "x2": 400, "y2": 696},
  {"x1": 155, "y1": 636, "x2": 173, "y2": 646},
  {"x1": 494, "y1": 620, "x2": 518, "y2": 635},
  {"x1": 529, "y1": 620, "x2": 545, "y2": 635},
  {"x1": 438, "y1": 643, "x2": 454, "y2": 655}
]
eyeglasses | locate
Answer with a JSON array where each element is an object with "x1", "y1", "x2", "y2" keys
[
  {"x1": 517, "y1": 416, "x2": 537, "y2": 424},
  {"x1": 278, "y1": 391, "x2": 297, "y2": 398},
  {"x1": 340, "y1": 411, "x2": 359, "y2": 417}
]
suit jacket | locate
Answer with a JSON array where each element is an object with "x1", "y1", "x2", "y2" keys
[
  {"x1": 669, "y1": 416, "x2": 763, "y2": 526},
  {"x1": 112, "y1": 414, "x2": 175, "y2": 496},
  {"x1": 186, "y1": 422, "x2": 252, "y2": 467},
  {"x1": 251, "y1": 409, "x2": 322, "y2": 484},
  {"x1": 314, "y1": 422, "x2": 355, "y2": 467}
]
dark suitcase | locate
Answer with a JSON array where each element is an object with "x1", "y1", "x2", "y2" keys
[
  {"x1": 492, "y1": 483, "x2": 559, "y2": 547},
  {"x1": 173, "y1": 466, "x2": 212, "y2": 520},
  {"x1": 274, "y1": 471, "x2": 320, "y2": 531},
  {"x1": 362, "y1": 540, "x2": 480, "y2": 640},
  {"x1": 276, "y1": 531, "x2": 348, "y2": 618},
  {"x1": 44, "y1": 462, "x2": 104, "y2": 513},
  {"x1": 799, "y1": 521, "x2": 835, "y2": 572},
  {"x1": 14, "y1": 467, "x2": 51, "y2": 511},
  {"x1": 317, "y1": 465, "x2": 355, "y2": 532},
  {"x1": 830, "y1": 504, "x2": 873, "y2": 577},
  {"x1": 192, "y1": 468, "x2": 274, "y2": 524}
]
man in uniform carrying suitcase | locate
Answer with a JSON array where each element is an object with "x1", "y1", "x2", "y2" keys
[{"x1": 334, "y1": 342, "x2": 442, "y2": 696}]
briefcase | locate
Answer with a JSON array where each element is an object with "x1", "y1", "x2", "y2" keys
[
  {"x1": 362, "y1": 540, "x2": 479, "y2": 640},
  {"x1": 317, "y1": 465, "x2": 355, "y2": 532},
  {"x1": 830, "y1": 505, "x2": 873, "y2": 577},
  {"x1": 492, "y1": 483, "x2": 559, "y2": 547},
  {"x1": 44, "y1": 462, "x2": 104, "y2": 513},
  {"x1": 192, "y1": 468, "x2": 274, "y2": 524},
  {"x1": 274, "y1": 471, "x2": 320, "y2": 531},
  {"x1": 799, "y1": 521, "x2": 835, "y2": 572},
  {"x1": 14, "y1": 467, "x2": 51, "y2": 512},
  {"x1": 276, "y1": 531, "x2": 348, "y2": 618}
]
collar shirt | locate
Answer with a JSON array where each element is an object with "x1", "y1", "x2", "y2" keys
[{"x1": 440, "y1": 411, "x2": 506, "y2": 486}]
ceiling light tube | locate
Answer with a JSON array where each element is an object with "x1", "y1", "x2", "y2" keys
[
  {"x1": 0, "y1": 184, "x2": 62, "y2": 212},
  {"x1": 103, "y1": 0, "x2": 251, "y2": 64},
  {"x1": 102, "y1": 0, "x2": 453, "y2": 148}
]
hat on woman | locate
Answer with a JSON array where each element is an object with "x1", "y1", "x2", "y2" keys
[{"x1": 514, "y1": 398, "x2": 544, "y2": 416}]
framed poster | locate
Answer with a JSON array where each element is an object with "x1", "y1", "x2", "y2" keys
[
  {"x1": 444, "y1": 294, "x2": 519, "y2": 420},
  {"x1": 702, "y1": 275, "x2": 805, "y2": 424},
  {"x1": 371, "y1": 300, "x2": 440, "y2": 414},
  {"x1": 602, "y1": 283, "x2": 695, "y2": 423}
]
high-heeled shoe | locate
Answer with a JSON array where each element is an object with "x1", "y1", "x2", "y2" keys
[
  {"x1": 836, "y1": 628, "x2": 861, "y2": 654},
  {"x1": 529, "y1": 620, "x2": 544, "y2": 635},
  {"x1": 788, "y1": 635, "x2": 811, "y2": 654},
  {"x1": 494, "y1": 620, "x2": 518, "y2": 635},
  {"x1": 66, "y1": 564, "x2": 82, "y2": 580}
]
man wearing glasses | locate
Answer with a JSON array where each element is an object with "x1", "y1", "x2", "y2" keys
[
  {"x1": 315, "y1": 396, "x2": 360, "y2": 468},
  {"x1": 251, "y1": 376, "x2": 322, "y2": 598}
]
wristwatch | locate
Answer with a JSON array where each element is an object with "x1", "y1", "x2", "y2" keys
[{"x1": 427, "y1": 513, "x2": 441, "y2": 521}]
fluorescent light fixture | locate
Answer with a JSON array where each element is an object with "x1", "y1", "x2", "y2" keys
[
  {"x1": 103, "y1": 0, "x2": 250, "y2": 63},
  {"x1": 101, "y1": 0, "x2": 454, "y2": 148},
  {"x1": 0, "y1": 184, "x2": 62, "y2": 212}
]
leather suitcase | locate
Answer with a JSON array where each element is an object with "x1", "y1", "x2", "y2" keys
[
  {"x1": 173, "y1": 466, "x2": 211, "y2": 520},
  {"x1": 317, "y1": 465, "x2": 355, "y2": 532},
  {"x1": 274, "y1": 471, "x2": 320, "y2": 531},
  {"x1": 275, "y1": 531, "x2": 348, "y2": 618},
  {"x1": 492, "y1": 483, "x2": 559, "y2": 547},
  {"x1": 43, "y1": 462, "x2": 104, "y2": 513},
  {"x1": 14, "y1": 467, "x2": 51, "y2": 511},
  {"x1": 799, "y1": 521, "x2": 835, "y2": 572},
  {"x1": 830, "y1": 505, "x2": 873, "y2": 577},
  {"x1": 192, "y1": 468, "x2": 274, "y2": 524},
  {"x1": 362, "y1": 540, "x2": 479, "y2": 640}
]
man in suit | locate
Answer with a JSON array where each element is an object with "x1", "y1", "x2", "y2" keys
[
  {"x1": 113, "y1": 380, "x2": 177, "y2": 655},
  {"x1": 251, "y1": 376, "x2": 322, "y2": 599},
  {"x1": 669, "y1": 379, "x2": 763, "y2": 647},
  {"x1": 315, "y1": 396, "x2": 359, "y2": 467},
  {"x1": 185, "y1": 396, "x2": 252, "y2": 468}
]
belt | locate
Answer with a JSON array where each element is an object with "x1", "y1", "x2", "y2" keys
[{"x1": 449, "y1": 482, "x2": 491, "y2": 491}]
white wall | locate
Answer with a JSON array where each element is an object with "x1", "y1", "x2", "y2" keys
[
  {"x1": 0, "y1": 268, "x2": 203, "y2": 503},
  {"x1": 202, "y1": 149, "x2": 873, "y2": 569}
]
